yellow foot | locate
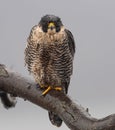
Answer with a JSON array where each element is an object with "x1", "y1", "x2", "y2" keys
[
  {"x1": 42, "y1": 86, "x2": 52, "y2": 95},
  {"x1": 42, "y1": 86, "x2": 62, "y2": 95},
  {"x1": 54, "y1": 87, "x2": 62, "y2": 91}
]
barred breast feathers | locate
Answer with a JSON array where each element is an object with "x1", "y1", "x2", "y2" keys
[
  {"x1": 27, "y1": 24, "x2": 66, "y2": 45},
  {"x1": 25, "y1": 24, "x2": 74, "y2": 86}
]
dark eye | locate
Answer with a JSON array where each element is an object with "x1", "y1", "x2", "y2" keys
[
  {"x1": 56, "y1": 25, "x2": 60, "y2": 32},
  {"x1": 42, "y1": 22, "x2": 48, "y2": 32}
]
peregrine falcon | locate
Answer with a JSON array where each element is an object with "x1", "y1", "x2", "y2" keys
[{"x1": 25, "y1": 14, "x2": 75, "y2": 127}]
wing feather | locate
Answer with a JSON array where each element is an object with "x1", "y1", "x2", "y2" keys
[{"x1": 65, "y1": 29, "x2": 75, "y2": 57}]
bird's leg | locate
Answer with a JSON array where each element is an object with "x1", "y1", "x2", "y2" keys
[
  {"x1": 36, "y1": 84, "x2": 44, "y2": 89},
  {"x1": 42, "y1": 86, "x2": 52, "y2": 95},
  {"x1": 40, "y1": 84, "x2": 45, "y2": 88}
]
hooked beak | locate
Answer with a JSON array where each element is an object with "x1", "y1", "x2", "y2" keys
[{"x1": 48, "y1": 22, "x2": 55, "y2": 30}]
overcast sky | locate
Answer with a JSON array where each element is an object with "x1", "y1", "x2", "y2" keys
[{"x1": 0, "y1": 0, "x2": 115, "y2": 130}]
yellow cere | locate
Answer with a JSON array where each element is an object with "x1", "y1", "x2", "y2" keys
[{"x1": 48, "y1": 22, "x2": 55, "y2": 27}]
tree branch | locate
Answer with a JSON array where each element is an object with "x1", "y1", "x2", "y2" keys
[{"x1": 0, "y1": 64, "x2": 115, "y2": 130}]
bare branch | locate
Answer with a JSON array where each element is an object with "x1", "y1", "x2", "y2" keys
[{"x1": 0, "y1": 64, "x2": 115, "y2": 130}]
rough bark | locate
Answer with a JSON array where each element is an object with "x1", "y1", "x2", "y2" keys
[{"x1": 0, "y1": 64, "x2": 115, "y2": 130}]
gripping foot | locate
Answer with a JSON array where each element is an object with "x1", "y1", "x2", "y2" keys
[
  {"x1": 54, "y1": 87, "x2": 62, "y2": 91},
  {"x1": 42, "y1": 86, "x2": 52, "y2": 95},
  {"x1": 42, "y1": 86, "x2": 62, "y2": 95}
]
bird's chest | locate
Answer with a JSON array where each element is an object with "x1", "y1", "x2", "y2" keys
[
  {"x1": 35, "y1": 31, "x2": 66, "y2": 66},
  {"x1": 33, "y1": 43, "x2": 64, "y2": 86},
  {"x1": 38, "y1": 44, "x2": 60, "y2": 68}
]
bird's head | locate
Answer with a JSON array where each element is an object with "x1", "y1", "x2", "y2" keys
[{"x1": 39, "y1": 15, "x2": 63, "y2": 34}]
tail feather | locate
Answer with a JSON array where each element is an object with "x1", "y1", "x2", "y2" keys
[{"x1": 48, "y1": 82, "x2": 69, "y2": 127}]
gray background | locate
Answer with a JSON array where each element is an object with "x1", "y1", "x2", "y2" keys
[{"x1": 0, "y1": 0, "x2": 115, "y2": 130}]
